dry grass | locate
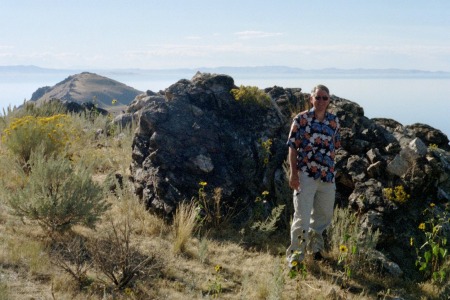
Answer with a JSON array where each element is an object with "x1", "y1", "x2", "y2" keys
[
  {"x1": 0, "y1": 208, "x2": 443, "y2": 299},
  {"x1": 173, "y1": 202, "x2": 198, "y2": 254},
  {"x1": 0, "y1": 111, "x2": 447, "y2": 299}
]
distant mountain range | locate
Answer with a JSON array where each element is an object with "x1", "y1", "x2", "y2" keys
[
  {"x1": 1, "y1": 65, "x2": 449, "y2": 78},
  {"x1": 3, "y1": 64, "x2": 450, "y2": 112}
]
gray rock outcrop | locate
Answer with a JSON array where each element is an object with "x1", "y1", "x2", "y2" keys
[
  {"x1": 129, "y1": 72, "x2": 450, "y2": 278},
  {"x1": 130, "y1": 72, "x2": 289, "y2": 215}
]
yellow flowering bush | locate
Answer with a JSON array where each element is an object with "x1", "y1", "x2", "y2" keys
[
  {"x1": 383, "y1": 185, "x2": 410, "y2": 204},
  {"x1": 230, "y1": 85, "x2": 271, "y2": 108},
  {"x1": 2, "y1": 114, "x2": 76, "y2": 163}
]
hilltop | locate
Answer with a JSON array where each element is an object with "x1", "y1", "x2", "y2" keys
[{"x1": 29, "y1": 72, "x2": 143, "y2": 109}]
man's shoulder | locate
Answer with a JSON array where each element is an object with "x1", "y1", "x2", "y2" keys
[
  {"x1": 325, "y1": 111, "x2": 339, "y2": 119},
  {"x1": 296, "y1": 110, "x2": 312, "y2": 118}
]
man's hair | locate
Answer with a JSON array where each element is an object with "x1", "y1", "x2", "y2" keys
[{"x1": 311, "y1": 84, "x2": 330, "y2": 95}]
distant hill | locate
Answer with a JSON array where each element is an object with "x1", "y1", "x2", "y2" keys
[
  {"x1": 29, "y1": 72, "x2": 143, "y2": 108},
  {"x1": 0, "y1": 65, "x2": 75, "y2": 74}
]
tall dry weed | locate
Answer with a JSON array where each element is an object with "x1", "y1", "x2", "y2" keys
[
  {"x1": 172, "y1": 201, "x2": 198, "y2": 254},
  {"x1": 89, "y1": 214, "x2": 160, "y2": 290},
  {"x1": 106, "y1": 179, "x2": 168, "y2": 237}
]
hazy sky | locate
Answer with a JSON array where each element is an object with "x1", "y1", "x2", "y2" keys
[{"x1": 1, "y1": 0, "x2": 450, "y2": 71}]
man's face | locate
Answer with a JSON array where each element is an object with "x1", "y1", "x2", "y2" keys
[{"x1": 311, "y1": 89, "x2": 330, "y2": 111}]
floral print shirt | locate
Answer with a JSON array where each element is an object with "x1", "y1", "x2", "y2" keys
[{"x1": 287, "y1": 109, "x2": 341, "y2": 182}]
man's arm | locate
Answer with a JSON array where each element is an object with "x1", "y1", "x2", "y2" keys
[{"x1": 288, "y1": 147, "x2": 300, "y2": 191}]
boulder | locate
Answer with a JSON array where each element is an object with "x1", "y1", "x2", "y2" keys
[
  {"x1": 130, "y1": 72, "x2": 287, "y2": 216},
  {"x1": 406, "y1": 123, "x2": 450, "y2": 150}
]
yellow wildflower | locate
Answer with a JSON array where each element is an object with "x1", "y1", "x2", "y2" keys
[
  {"x1": 339, "y1": 245, "x2": 348, "y2": 253},
  {"x1": 262, "y1": 191, "x2": 269, "y2": 196},
  {"x1": 418, "y1": 223, "x2": 426, "y2": 230},
  {"x1": 291, "y1": 261, "x2": 298, "y2": 267},
  {"x1": 430, "y1": 203, "x2": 435, "y2": 208},
  {"x1": 124, "y1": 287, "x2": 133, "y2": 295},
  {"x1": 199, "y1": 181, "x2": 207, "y2": 187},
  {"x1": 429, "y1": 143, "x2": 438, "y2": 150},
  {"x1": 214, "y1": 264, "x2": 222, "y2": 273}
]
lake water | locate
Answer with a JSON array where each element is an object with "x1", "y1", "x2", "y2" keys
[{"x1": 1, "y1": 72, "x2": 449, "y2": 138}]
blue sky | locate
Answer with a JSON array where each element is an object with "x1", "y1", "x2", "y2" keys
[{"x1": 1, "y1": 0, "x2": 450, "y2": 71}]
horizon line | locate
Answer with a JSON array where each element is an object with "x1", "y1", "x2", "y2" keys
[{"x1": 1, "y1": 64, "x2": 450, "y2": 74}]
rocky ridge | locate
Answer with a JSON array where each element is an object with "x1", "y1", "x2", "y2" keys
[{"x1": 122, "y1": 72, "x2": 450, "y2": 279}]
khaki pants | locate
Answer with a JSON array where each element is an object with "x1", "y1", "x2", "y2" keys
[{"x1": 286, "y1": 171, "x2": 336, "y2": 262}]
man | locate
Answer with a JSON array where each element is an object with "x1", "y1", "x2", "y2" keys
[{"x1": 286, "y1": 84, "x2": 341, "y2": 267}]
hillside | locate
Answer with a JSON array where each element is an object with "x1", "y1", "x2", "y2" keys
[
  {"x1": 29, "y1": 72, "x2": 143, "y2": 108},
  {"x1": 0, "y1": 109, "x2": 442, "y2": 300},
  {"x1": 0, "y1": 72, "x2": 449, "y2": 299}
]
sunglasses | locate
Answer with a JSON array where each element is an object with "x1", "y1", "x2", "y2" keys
[{"x1": 314, "y1": 96, "x2": 329, "y2": 101}]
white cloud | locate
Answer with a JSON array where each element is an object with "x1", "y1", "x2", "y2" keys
[
  {"x1": 1, "y1": 42, "x2": 449, "y2": 70},
  {"x1": 234, "y1": 31, "x2": 284, "y2": 39},
  {"x1": 118, "y1": 42, "x2": 450, "y2": 70}
]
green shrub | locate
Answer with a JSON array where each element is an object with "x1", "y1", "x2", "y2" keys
[
  {"x1": 414, "y1": 203, "x2": 449, "y2": 283},
  {"x1": 6, "y1": 150, "x2": 108, "y2": 233},
  {"x1": 230, "y1": 85, "x2": 271, "y2": 108},
  {"x1": 240, "y1": 191, "x2": 285, "y2": 248},
  {"x1": 250, "y1": 204, "x2": 285, "y2": 236},
  {"x1": 329, "y1": 207, "x2": 380, "y2": 282}
]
